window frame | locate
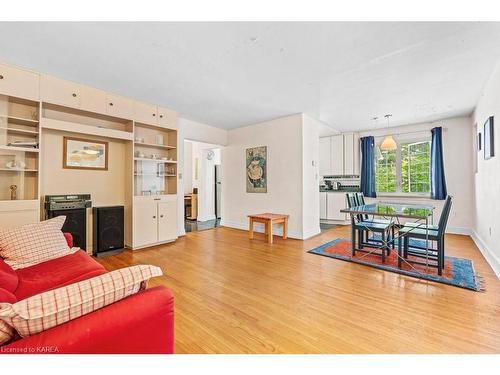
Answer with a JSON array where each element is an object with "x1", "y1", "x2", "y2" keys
[{"x1": 375, "y1": 135, "x2": 432, "y2": 198}]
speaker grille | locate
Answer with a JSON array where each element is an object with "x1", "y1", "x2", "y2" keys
[{"x1": 93, "y1": 206, "x2": 124, "y2": 255}]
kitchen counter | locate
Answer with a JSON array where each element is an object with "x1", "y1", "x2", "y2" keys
[{"x1": 319, "y1": 188, "x2": 360, "y2": 193}]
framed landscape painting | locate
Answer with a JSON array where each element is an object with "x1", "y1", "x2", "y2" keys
[
  {"x1": 484, "y1": 116, "x2": 495, "y2": 160},
  {"x1": 63, "y1": 137, "x2": 108, "y2": 170},
  {"x1": 246, "y1": 146, "x2": 267, "y2": 193}
]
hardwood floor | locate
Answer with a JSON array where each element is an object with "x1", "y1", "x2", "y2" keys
[{"x1": 97, "y1": 225, "x2": 500, "y2": 353}]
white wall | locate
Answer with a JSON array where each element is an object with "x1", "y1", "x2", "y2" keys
[
  {"x1": 177, "y1": 118, "x2": 228, "y2": 235},
  {"x1": 359, "y1": 116, "x2": 474, "y2": 233},
  {"x1": 302, "y1": 115, "x2": 321, "y2": 238},
  {"x1": 472, "y1": 61, "x2": 500, "y2": 278},
  {"x1": 221, "y1": 113, "x2": 320, "y2": 239}
]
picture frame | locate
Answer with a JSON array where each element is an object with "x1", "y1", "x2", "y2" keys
[
  {"x1": 484, "y1": 116, "x2": 495, "y2": 160},
  {"x1": 63, "y1": 137, "x2": 109, "y2": 170},
  {"x1": 246, "y1": 146, "x2": 267, "y2": 193}
]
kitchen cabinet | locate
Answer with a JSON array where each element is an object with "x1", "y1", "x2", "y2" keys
[
  {"x1": 320, "y1": 192, "x2": 327, "y2": 219},
  {"x1": 41, "y1": 74, "x2": 81, "y2": 108},
  {"x1": 0, "y1": 63, "x2": 40, "y2": 101},
  {"x1": 319, "y1": 133, "x2": 360, "y2": 176},
  {"x1": 133, "y1": 196, "x2": 178, "y2": 248},
  {"x1": 106, "y1": 93, "x2": 134, "y2": 120},
  {"x1": 331, "y1": 135, "x2": 344, "y2": 175},
  {"x1": 326, "y1": 193, "x2": 347, "y2": 221},
  {"x1": 319, "y1": 137, "x2": 332, "y2": 176}
]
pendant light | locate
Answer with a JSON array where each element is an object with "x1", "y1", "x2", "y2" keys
[{"x1": 380, "y1": 114, "x2": 397, "y2": 151}]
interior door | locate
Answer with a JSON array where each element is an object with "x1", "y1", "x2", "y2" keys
[
  {"x1": 158, "y1": 200, "x2": 178, "y2": 242},
  {"x1": 133, "y1": 199, "x2": 158, "y2": 247}
]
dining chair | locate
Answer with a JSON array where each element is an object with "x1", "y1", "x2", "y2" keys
[
  {"x1": 397, "y1": 196, "x2": 452, "y2": 275},
  {"x1": 346, "y1": 193, "x2": 393, "y2": 261}
]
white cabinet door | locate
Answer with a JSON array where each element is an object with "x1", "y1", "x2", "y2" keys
[
  {"x1": 133, "y1": 199, "x2": 158, "y2": 247},
  {"x1": 344, "y1": 133, "x2": 354, "y2": 175},
  {"x1": 353, "y1": 133, "x2": 360, "y2": 176},
  {"x1": 157, "y1": 106, "x2": 177, "y2": 129},
  {"x1": 41, "y1": 74, "x2": 81, "y2": 108},
  {"x1": 80, "y1": 85, "x2": 107, "y2": 115},
  {"x1": 0, "y1": 63, "x2": 40, "y2": 100},
  {"x1": 326, "y1": 193, "x2": 347, "y2": 221},
  {"x1": 158, "y1": 200, "x2": 178, "y2": 242},
  {"x1": 320, "y1": 192, "x2": 327, "y2": 219},
  {"x1": 331, "y1": 135, "x2": 344, "y2": 175},
  {"x1": 319, "y1": 137, "x2": 332, "y2": 176},
  {"x1": 106, "y1": 93, "x2": 134, "y2": 120}
]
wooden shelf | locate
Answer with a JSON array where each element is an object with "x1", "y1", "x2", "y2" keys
[
  {"x1": 0, "y1": 168, "x2": 38, "y2": 172},
  {"x1": 134, "y1": 141, "x2": 176, "y2": 149},
  {"x1": 134, "y1": 157, "x2": 177, "y2": 163},
  {"x1": 0, "y1": 127, "x2": 39, "y2": 136},
  {"x1": 0, "y1": 115, "x2": 39, "y2": 127},
  {"x1": 0, "y1": 145, "x2": 39, "y2": 153},
  {"x1": 41, "y1": 117, "x2": 134, "y2": 141}
]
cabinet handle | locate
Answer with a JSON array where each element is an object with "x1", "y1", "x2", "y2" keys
[
  {"x1": 160, "y1": 215, "x2": 164, "y2": 218},
  {"x1": 153, "y1": 215, "x2": 156, "y2": 219},
  {"x1": 72, "y1": 93, "x2": 77, "y2": 97},
  {"x1": 0, "y1": 75, "x2": 4, "y2": 80},
  {"x1": 159, "y1": 114, "x2": 163, "y2": 119},
  {"x1": 152, "y1": 113, "x2": 156, "y2": 117},
  {"x1": 154, "y1": 198, "x2": 161, "y2": 201},
  {"x1": 109, "y1": 102, "x2": 114, "y2": 106}
]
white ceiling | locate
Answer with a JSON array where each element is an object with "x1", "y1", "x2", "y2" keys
[{"x1": 1, "y1": 22, "x2": 500, "y2": 131}]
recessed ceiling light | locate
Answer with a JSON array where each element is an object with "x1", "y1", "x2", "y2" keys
[{"x1": 249, "y1": 36, "x2": 259, "y2": 43}]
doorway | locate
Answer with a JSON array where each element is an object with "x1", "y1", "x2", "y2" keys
[{"x1": 183, "y1": 140, "x2": 223, "y2": 233}]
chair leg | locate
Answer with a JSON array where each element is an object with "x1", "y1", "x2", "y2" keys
[
  {"x1": 403, "y1": 236, "x2": 408, "y2": 258},
  {"x1": 351, "y1": 225, "x2": 356, "y2": 256},
  {"x1": 441, "y1": 236, "x2": 445, "y2": 270},
  {"x1": 437, "y1": 240, "x2": 443, "y2": 276},
  {"x1": 381, "y1": 231, "x2": 386, "y2": 262},
  {"x1": 386, "y1": 228, "x2": 392, "y2": 256},
  {"x1": 359, "y1": 230, "x2": 364, "y2": 249},
  {"x1": 391, "y1": 225, "x2": 395, "y2": 249},
  {"x1": 398, "y1": 235, "x2": 403, "y2": 268}
]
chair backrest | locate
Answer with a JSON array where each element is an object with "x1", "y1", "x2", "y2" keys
[
  {"x1": 354, "y1": 193, "x2": 369, "y2": 221},
  {"x1": 437, "y1": 195, "x2": 453, "y2": 236},
  {"x1": 346, "y1": 193, "x2": 363, "y2": 223}
]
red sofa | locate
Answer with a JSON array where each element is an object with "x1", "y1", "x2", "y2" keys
[{"x1": 0, "y1": 233, "x2": 174, "y2": 354}]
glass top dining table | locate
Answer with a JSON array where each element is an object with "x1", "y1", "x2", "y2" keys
[{"x1": 340, "y1": 202, "x2": 435, "y2": 220}]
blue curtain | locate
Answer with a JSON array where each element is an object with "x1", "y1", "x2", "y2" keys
[
  {"x1": 360, "y1": 136, "x2": 377, "y2": 198},
  {"x1": 431, "y1": 127, "x2": 447, "y2": 200}
]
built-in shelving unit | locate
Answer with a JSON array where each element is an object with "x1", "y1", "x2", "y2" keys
[{"x1": 0, "y1": 94, "x2": 40, "y2": 203}]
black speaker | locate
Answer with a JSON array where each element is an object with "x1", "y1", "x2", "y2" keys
[
  {"x1": 93, "y1": 206, "x2": 124, "y2": 257},
  {"x1": 49, "y1": 209, "x2": 87, "y2": 250}
]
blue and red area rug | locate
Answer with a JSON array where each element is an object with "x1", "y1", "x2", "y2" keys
[{"x1": 308, "y1": 238, "x2": 483, "y2": 291}]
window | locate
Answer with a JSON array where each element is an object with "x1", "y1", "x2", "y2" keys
[{"x1": 375, "y1": 139, "x2": 431, "y2": 195}]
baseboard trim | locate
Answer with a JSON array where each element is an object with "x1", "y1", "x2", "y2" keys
[
  {"x1": 446, "y1": 227, "x2": 472, "y2": 235},
  {"x1": 220, "y1": 219, "x2": 304, "y2": 240},
  {"x1": 471, "y1": 230, "x2": 500, "y2": 279}
]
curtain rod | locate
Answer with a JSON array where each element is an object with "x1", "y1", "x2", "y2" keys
[{"x1": 369, "y1": 127, "x2": 448, "y2": 138}]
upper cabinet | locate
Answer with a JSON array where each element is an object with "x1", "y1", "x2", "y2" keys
[
  {"x1": 80, "y1": 85, "x2": 107, "y2": 114},
  {"x1": 134, "y1": 102, "x2": 177, "y2": 129},
  {"x1": 40, "y1": 74, "x2": 81, "y2": 108},
  {"x1": 319, "y1": 132, "x2": 360, "y2": 176},
  {"x1": 157, "y1": 106, "x2": 177, "y2": 129},
  {"x1": 0, "y1": 63, "x2": 40, "y2": 101},
  {"x1": 106, "y1": 93, "x2": 134, "y2": 120},
  {"x1": 134, "y1": 101, "x2": 158, "y2": 125}
]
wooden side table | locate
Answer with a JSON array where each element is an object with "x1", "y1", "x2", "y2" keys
[{"x1": 248, "y1": 213, "x2": 289, "y2": 244}]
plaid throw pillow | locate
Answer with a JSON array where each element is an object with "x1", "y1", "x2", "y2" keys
[
  {"x1": 0, "y1": 320, "x2": 15, "y2": 345},
  {"x1": 0, "y1": 216, "x2": 77, "y2": 270},
  {"x1": 0, "y1": 265, "x2": 163, "y2": 338}
]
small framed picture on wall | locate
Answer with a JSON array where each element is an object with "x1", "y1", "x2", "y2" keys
[
  {"x1": 63, "y1": 137, "x2": 109, "y2": 170},
  {"x1": 484, "y1": 116, "x2": 495, "y2": 160}
]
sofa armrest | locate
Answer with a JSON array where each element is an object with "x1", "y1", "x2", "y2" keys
[{"x1": 2, "y1": 286, "x2": 174, "y2": 354}]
